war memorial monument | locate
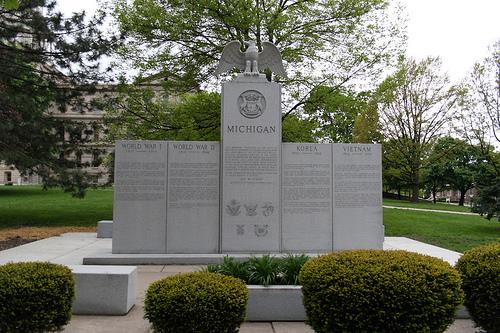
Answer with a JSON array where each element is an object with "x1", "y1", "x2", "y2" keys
[{"x1": 111, "y1": 41, "x2": 383, "y2": 255}]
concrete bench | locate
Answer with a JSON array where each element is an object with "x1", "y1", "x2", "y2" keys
[
  {"x1": 69, "y1": 265, "x2": 136, "y2": 315},
  {"x1": 97, "y1": 220, "x2": 113, "y2": 238}
]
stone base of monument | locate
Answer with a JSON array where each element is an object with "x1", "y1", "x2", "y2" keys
[
  {"x1": 70, "y1": 265, "x2": 137, "y2": 315},
  {"x1": 82, "y1": 252, "x2": 328, "y2": 265},
  {"x1": 97, "y1": 220, "x2": 113, "y2": 238}
]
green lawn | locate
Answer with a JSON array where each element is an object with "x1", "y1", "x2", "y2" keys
[
  {"x1": 383, "y1": 198, "x2": 472, "y2": 213},
  {"x1": 384, "y1": 208, "x2": 500, "y2": 253},
  {"x1": 0, "y1": 186, "x2": 113, "y2": 229},
  {"x1": 1, "y1": 186, "x2": 498, "y2": 253}
]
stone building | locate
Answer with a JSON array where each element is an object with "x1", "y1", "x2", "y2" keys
[{"x1": 0, "y1": 86, "x2": 112, "y2": 186}]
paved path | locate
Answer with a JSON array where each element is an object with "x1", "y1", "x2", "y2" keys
[{"x1": 383, "y1": 205, "x2": 478, "y2": 216}]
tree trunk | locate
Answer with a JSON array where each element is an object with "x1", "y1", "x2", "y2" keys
[
  {"x1": 410, "y1": 183, "x2": 419, "y2": 202},
  {"x1": 397, "y1": 188, "x2": 401, "y2": 200},
  {"x1": 432, "y1": 187, "x2": 437, "y2": 204},
  {"x1": 459, "y1": 190, "x2": 466, "y2": 206}
]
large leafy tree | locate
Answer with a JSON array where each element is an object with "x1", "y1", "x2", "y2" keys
[
  {"x1": 352, "y1": 99, "x2": 383, "y2": 143},
  {"x1": 0, "y1": 0, "x2": 116, "y2": 197},
  {"x1": 111, "y1": 0, "x2": 405, "y2": 117},
  {"x1": 303, "y1": 87, "x2": 370, "y2": 142},
  {"x1": 377, "y1": 56, "x2": 462, "y2": 202},
  {"x1": 425, "y1": 137, "x2": 483, "y2": 206},
  {"x1": 461, "y1": 41, "x2": 500, "y2": 218},
  {"x1": 104, "y1": 86, "x2": 319, "y2": 142}
]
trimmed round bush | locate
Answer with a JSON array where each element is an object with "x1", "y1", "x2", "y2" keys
[
  {"x1": 299, "y1": 250, "x2": 463, "y2": 333},
  {"x1": 0, "y1": 262, "x2": 75, "y2": 333},
  {"x1": 144, "y1": 272, "x2": 248, "y2": 333},
  {"x1": 456, "y1": 243, "x2": 500, "y2": 333}
]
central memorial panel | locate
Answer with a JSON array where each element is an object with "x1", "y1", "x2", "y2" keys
[{"x1": 221, "y1": 77, "x2": 281, "y2": 252}]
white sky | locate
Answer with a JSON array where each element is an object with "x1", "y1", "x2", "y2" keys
[
  {"x1": 402, "y1": 0, "x2": 500, "y2": 82},
  {"x1": 57, "y1": 0, "x2": 500, "y2": 83}
]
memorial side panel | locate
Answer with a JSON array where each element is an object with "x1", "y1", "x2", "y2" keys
[
  {"x1": 332, "y1": 144, "x2": 384, "y2": 249},
  {"x1": 166, "y1": 141, "x2": 220, "y2": 253},
  {"x1": 221, "y1": 79, "x2": 281, "y2": 252},
  {"x1": 282, "y1": 143, "x2": 332, "y2": 252},
  {"x1": 112, "y1": 140, "x2": 167, "y2": 253}
]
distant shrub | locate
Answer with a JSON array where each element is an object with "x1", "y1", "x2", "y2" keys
[
  {"x1": 206, "y1": 254, "x2": 310, "y2": 285},
  {"x1": 0, "y1": 262, "x2": 75, "y2": 333},
  {"x1": 144, "y1": 272, "x2": 248, "y2": 333},
  {"x1": 300, "y1": 250, "x2": 463, "y2": 333},
  {"x1": 456, "y1": 243, "x2": 500, "y2": 333}
]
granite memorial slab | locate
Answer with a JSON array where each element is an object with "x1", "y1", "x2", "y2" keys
[
  {"x1": 112, "y1": 140, "x2": 167, "y2": 253},
  {"x1": 282, "y1": 143, "x2": 332, "y2": 252},
  {"x1": 166, "y1": 141, "x2": 220, "y2": 253},
  {"x1": 332, "y1": 143, "x2": 384, "y2": 249}
]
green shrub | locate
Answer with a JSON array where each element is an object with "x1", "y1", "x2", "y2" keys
[
  {"x1": 456, "y1": 242, "x2": 500, "y2": 333},
  {"x1": 299, "y1": 250, "x2": 463, "y2": 333},
  {"x1": 144, "y1": 272, "x2": 248, "y2": 333},
  {"x1": 0, "y1": 262, "x2": 75, "y2": 333}
]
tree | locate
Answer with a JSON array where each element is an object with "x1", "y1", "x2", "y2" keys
[
  {"x1": 352, "y1": 99, "x2": 383, "y2": 143},
  {"x1": 104, "y1": 87, "x2": 221, "y2": 141},
  {"x1": 462, "y1": 41, "x2": 500, "y2": 218},
  {"x1": 104, "y1": 85, "x2": 320, "y2": 142},
  {"x1": 382, "y1": 138, "x2": 410, "y2": 199},
  {"x1": 303, "y1": 87, "x2": 370, "y2": 142},
  {"x1": 0, "y1": 0, "x2": 116, "y2": 197},
  {"x1": 466, "y1": 40, "x2": 500, "y2": 144},
  {"x1": 0, "y1": 0, "x2": 18, "y2": 10},
  {"x1": 425, "y1": 137, "x2": 482, "y2": 206},
  {"x1": 282, "y1": 114, "x2": 319, "y2": 143},
  {"x1": 376, "y1": 56, "x2": 462, "y2": 202},
  {"x1": 111, "y1": 0, "x2": 405, "y2": 116}
]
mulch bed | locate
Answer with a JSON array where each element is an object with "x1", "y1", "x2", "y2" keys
[
  {"x1": 0, "y1": 237, "x2": 37, "y2": 251},
  {"x1": 0, "y1": 226, "x2": 96, "y2": 251}
]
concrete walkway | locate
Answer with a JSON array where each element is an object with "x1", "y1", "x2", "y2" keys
[
  {"x1": 0, "y1": 234, "x2": 477, "y2": 333},
  {"x1": 383, "y1": 205, "x2": 478, "y2": 216}
]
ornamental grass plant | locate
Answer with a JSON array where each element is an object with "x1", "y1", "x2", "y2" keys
[{"x1": 206, "y1": 254, "x2": 310, "y2": 285}]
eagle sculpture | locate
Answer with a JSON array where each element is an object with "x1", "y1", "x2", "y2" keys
[{"x1": 215, "y1": 40, "x2": 286, "y2": 77}]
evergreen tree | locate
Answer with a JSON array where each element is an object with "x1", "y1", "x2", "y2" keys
[{"x1": 0, "y1": 0, "x2": 117, "y2": 197}]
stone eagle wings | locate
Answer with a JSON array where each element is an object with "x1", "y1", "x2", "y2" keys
[{"x1": 215, "y1": 40, "x2": 286, "y2": 77}]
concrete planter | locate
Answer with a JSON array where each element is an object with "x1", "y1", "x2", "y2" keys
[
  {"x1": 246, "y1": 285, "x2": 305, "y2": 321},
  {"x1": 245, "y1": 285, "x2": 469, "y2": 321}
]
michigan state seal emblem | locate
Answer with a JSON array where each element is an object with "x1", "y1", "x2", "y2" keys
[{"x1": 238, "y1": 90, "x2": 266, "y2": 119}]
